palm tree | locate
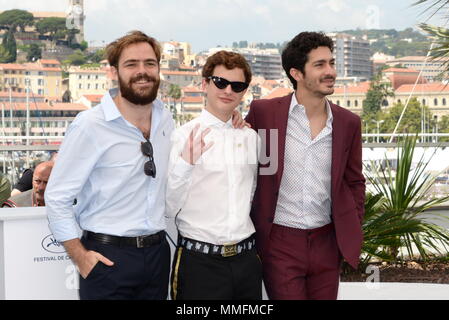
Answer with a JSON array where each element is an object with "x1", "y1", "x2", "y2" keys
[
  {"x1": 168, "y1": 84, "x2": 182, "y2": 122},
  {"x1": 363, "y1": 135, "x2": 449, "y2": 265},
  {"x1": 414, "y1": 1, "x2": 449, "y2": 71}
]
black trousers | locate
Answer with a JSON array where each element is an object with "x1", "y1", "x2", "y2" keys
[
  {"x1": 79, "y1": 234, "x2": 170, "y2": 300},
  {"x1": 170, "y1": 246, "x2": 262, "y2": 300}
]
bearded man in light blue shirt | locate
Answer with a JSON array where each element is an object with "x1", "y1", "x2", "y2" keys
[{"x1": 45, "y1": 31, "x2": 175, "y2": 300}]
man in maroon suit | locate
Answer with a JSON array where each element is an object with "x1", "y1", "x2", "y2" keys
[{"x1": 245, "y1": 32, "x2": 365, "y2": 300}]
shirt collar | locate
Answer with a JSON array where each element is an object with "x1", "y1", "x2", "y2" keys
[
  {"x1": 290, "y1": 92, "x2": 333, "y2": 125},
  {"x1": 101, "y1": 88, "x2": 122, "y2": 122},
  {"x1": 101, "y1": 88, "x2": 164, "y2": 123},
  {"x1": 200, "y1": 108, "x2": 233, "y2": 128}
]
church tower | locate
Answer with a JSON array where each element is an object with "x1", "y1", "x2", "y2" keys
[{"x1": 67, "y1": 0, "x2": 85, "y2": 44}]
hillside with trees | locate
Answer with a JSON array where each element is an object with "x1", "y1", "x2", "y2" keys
[{"x1": 340, "y1": 28, "x2": 430, "y2": 57}]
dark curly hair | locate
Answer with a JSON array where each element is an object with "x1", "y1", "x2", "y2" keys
[{"x1": 282, "y1": 32, "x2": 334, "y2": 90}]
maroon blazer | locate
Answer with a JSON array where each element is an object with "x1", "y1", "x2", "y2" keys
[{"x1": 245, "y1": 93, "x2": 366, "y2": 269}]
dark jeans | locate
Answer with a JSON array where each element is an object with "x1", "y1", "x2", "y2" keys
[
  {"x1": 79, "y1": 234, "x2": 170, "y2": 300},
  {"x1": 171, "y1": 247, "x2": 262, "y2": 300}
]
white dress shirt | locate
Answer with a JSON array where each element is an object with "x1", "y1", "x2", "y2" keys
[
  {"x1": 46, "y1": 89, "x2": 175, "y2": 242},
  {"x1": 166, "y1": 109, "x2": 258, "y2": 245},
  {"x1": 274, "y1": 94, "x2": 333, "y2": 229}
]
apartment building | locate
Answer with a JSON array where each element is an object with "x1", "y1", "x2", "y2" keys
[
  {"x1": 161, "y1": 41, "x2": 197, "y2": 68},
  {"x1": 385, "y1": 56, "x2": 449, "y2": 81},
  {"x1": 330, "y1": 81, "x2": 449, "y2": 119},
  {"x1": 0, "y1": 64, "x2": 26, "y2": 93},
  {"x1": 0, "y1": 60, "x2": 63, "y2": 98},
  {"x1": 0, "y1": 102, "x2": 87, "y2": 137},
  {"x1": 24, "y1": 59, "x2": 63, "y2": 98},
  {"x1": 207, "y1": 47, "x2": 283, "y2": 80},
  {"x1": 328, "y1": 33, "x2": 372, "y2": 79},
  {"x1": 68, "y1": 66, "x2": 111, "y2": 101},
  {"x1": 160, "y1": 70, "x2": 202, "y2": 87}
]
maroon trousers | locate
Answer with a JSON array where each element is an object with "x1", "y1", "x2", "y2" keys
[{"x1": 262, "y1": 223, "x2": 341, "y2": 300}]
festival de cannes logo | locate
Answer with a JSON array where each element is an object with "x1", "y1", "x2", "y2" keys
[{"x1": 41, "y1": 235, "x2": 66, "y2": 254}]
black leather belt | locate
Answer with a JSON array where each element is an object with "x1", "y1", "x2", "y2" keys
[
  {"x1": 178, "y1": 234, "x2": 256, "y2": 257},
  {"x1": 83, "y1": 230, "x2": 165, "y2": 248}
]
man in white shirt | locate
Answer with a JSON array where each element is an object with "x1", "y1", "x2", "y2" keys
[{"x1": 166, "y1": 51, "x2": 261, "y2": 300}]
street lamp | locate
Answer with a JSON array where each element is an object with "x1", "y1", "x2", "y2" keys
[{"x1": 371, "y1": 119, "x2": 384, "y2": 143}]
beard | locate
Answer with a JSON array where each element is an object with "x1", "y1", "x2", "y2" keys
[
  {"x1": 305, "y1": 75, "x2": 336, "y2": 97},
  {"x1": 118, "y1": 72, "x2": 160, "y2": 105}
]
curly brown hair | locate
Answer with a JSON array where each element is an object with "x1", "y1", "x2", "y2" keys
[
  {"x1": 106, "y1": 30, "x2": 161, "y2": 69},
  {"x1": 202, "y1": 50, "x2": 252, "y2": 84}
]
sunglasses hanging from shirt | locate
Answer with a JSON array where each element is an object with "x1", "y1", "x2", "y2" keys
[
  {"x1": 141, "y1": 139, "x2": 156, "y2": 178},
  {"x1": 208, "y1": 76, "x2": 249, "y2": 93}
]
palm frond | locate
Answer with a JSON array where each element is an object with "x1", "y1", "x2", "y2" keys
[
  {"x1": 413, "y1": 0, "x2": 449, "y2": 20},
  {"x1": 362, "y1": 135, "x2": 449, "y2": 264}
]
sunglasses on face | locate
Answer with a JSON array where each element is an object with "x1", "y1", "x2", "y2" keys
[
  {"x1": 141, "y1": 139, "x2": 156, "y2": 178},
  {"x1": 208, "y1": 76, "x2": 249, "y2": 93}
]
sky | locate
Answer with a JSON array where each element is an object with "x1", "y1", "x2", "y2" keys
[{"x1": 0, "y1": 0, "x2": 445, "y2": 52}]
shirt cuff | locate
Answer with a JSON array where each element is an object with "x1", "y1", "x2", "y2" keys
[
  {"x1": 171, "y1": 157, "x2": 195, "y2": 179},
  {"x1": 48, "y1": 217, "x2": 81, "y2": 243}
]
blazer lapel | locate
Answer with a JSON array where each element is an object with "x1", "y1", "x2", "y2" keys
[
  {"x1": 275, "y1": 93, "x2": 293, "y2": 189},
  {"x1": 330, "y1": 103, "x2": 344, "y2": 197}
]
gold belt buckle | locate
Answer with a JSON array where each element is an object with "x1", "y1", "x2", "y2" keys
[{"x1": 222, "y1": 243, "x2": 237, "y2": 257}]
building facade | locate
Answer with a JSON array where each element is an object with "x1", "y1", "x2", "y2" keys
[
  {"x1": 0, "y1": 60, "x2": 62, "y2": 98},
  {"x1": 207, "y1": 47, "x2": 283, "y2": 80},
  {"x1": 328, "y1": 33, "x2": 372, "y2": 79},
  {"x1": 329, "y1": 81, "x2": 449, "y2": 119},
  {"x1": 385, "y1": 56, "x2": 449, "y2": 82},
  {"x1": 68, "y1": 66, "x2": 110, "y2": 101}
]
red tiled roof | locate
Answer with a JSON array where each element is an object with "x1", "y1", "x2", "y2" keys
[
  {"x1": 11, "y1": 102, "x2": 88, "y2": 111},
  {"x1": 182, "y1": 86, "x2": 203, "y2": 93},
  {"x1": 0, "y1": 64, "x2": 26, "y2": 71},
  {"x1": 262, "y1": 87, "x2": 293, "y2": 99},
  {"x1": 39, "y1": 59, "x2": 61, "y2": 65},
  {"x1": 161, "y1": 96, "x2": 204, "y2": 104},
  {"x1": 69, "y1": 68, "x2": 107, "y2": 74},
  {"x1": 388, "y1": 74, "x2": 427, "y2": 90},
  {"x1": 161, "y1": 70, "x2": 200, "y2": 76},
  {"x1": 395, "y1": 82, "x2": 449, "y2": 93},
  {"x1": 0, "y1": 91, "x2": 44, "y2": 98},
  {"x1": 383, "y1": 68, "x2": 419, "y2": 73},
  {"x1": 23, "y1": 63, "x2": 61, "y2": 72},
  {"x1": 181, "y1": 96, "x2": 204, "y2": 104},
  {"x1": 0, "y1": 63, "x2": 61, "y2": 72},
  {"x1": 333, "y1": 82, "x2": 371, "y2": 94},
  {"x1": 31, "y1": 11, "x2": 66, "y2": 19},
  {"x1": 82, "y1": 95, "x2": 103, "y2": 103}
]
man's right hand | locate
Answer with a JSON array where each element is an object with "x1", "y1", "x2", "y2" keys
[
  {"x1": 63, "y1": 238, "x2": 114, "y2": 279},
  {"x1": 181, "y1": 123, "x2": 214, "y2": 165},
  {"x1": 78, "y1": 250, "x2": 114, "y2": 279}
]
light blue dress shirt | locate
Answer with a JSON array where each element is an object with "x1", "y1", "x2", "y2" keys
[{"x1": 46, "y1": 89, "x2": 175, "y2": 242}]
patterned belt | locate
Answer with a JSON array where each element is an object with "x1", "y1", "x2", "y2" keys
[{"x1": 178, "y1": 234, "x2": 256, "y2": 257}]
